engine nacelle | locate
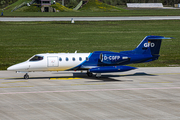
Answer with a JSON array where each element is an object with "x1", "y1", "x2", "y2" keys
[{"x1": 100, "y1": 53, "x2": 129, "y2": 64}]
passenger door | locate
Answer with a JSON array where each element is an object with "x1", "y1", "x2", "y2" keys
[{"x1": 47, "y1": 56, "x2": 58, "y2": 67}]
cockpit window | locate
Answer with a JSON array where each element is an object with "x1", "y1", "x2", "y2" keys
[{"x1": 29, "y1": 56, "x2": 44, "y2": 61}]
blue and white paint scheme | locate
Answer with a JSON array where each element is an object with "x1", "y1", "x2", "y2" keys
[{"x1": 7, "y1": 35, "x2": 172, "y2": 79}]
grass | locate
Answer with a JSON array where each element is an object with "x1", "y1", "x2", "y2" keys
[
  {"x1": 1, "y1": 0, "x2": 126, "y2": 13},
  {"x1": 51, "y1": 3, "x2": 73, "y2": 12},
  {"x1": 2, "y1": 0, "x2": 31, "y2": 12},
  {"x1": 79, "y1": 0, "x2": 126, "y2": 12},
  {"x1": 1, "y1": 0, "x2": 180, "y2": 17},
  {"x1": 1, "y1": 9, "x2": 180, "y2": 17},
  {"x1": 0, "y1": 20, "x2": 180, "y2": 70},
  {"x1": 16, "y1": 5, "x2": 41, "y2": 12}
]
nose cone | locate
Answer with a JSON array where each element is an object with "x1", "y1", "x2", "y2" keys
[
  {"x1": 7, "y1": 62, "x2": 29, "y2": 71},
  {"x1": 7, "y1": 66, "x2": 15, "y2": 71},
  {"x1": 7, "y1": 64, "x2": 21, "y2": 71}
]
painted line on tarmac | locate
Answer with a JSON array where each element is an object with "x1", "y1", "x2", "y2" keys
[
  {"x1": 0, "y1": 87, "x2": 180, "y2": 95},
  {"x1": 153, "y1": 73, "x2": 180, "y2": 75},
  {"x1": 140, "y1": 82, "x2": 173, "y2": 84},
  {"x1": 71, "y1": 83, "x2": 106, "y2": 86},
  {"x1": 50, "y1": 77, "x2": 82, "y2": 80},
  {"x1": 0, "y1": 86, "x2": 33, "y2": 89},
  {"x1": 1, "y1": 81, "x2": 28, "y2": 84},
  {"x1": 0, "y1": 77, "x2": 22, "y2": 79}
]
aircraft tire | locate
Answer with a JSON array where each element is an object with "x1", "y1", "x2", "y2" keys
[
  {"x1": 24, "y1": 73, "x2": 29, "y2": 79},
  {"x1": 87, "y1": 72, "x2": 93, "y2": 77}
]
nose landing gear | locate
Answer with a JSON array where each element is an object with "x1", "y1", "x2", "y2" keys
[{"x1": 24, "y1": 73, "x2": 29, "y2": 79}]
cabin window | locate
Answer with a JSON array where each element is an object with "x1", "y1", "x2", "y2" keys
[
  {"x1": 59, "y1": 57, "x2": 62, "y2": 61},
  {"x1": 72, "y1": 57, "x2": 75, "y2": 61},
  {"x1": 66, "y1": 57, "x2": 69, "y2": 61},
  {"x1": 79, "y1": 57, "x2": 82, "y2": 61},
  {"x1": 86, "y1": 57, "x2": 89, "y2": 61},
  {"x1": 29, "y1": 56, "x2": 43, "y2": 61}
]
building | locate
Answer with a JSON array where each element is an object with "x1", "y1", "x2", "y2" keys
[{"x1": 31, "y1": 0, "x2": 55, "y2": 12}]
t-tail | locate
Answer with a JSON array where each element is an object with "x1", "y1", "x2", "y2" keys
[{"x1": 133, "y1": 36, "x2": 173, "y2": 58}]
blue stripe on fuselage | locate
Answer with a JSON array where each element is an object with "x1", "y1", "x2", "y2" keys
[{"x1": 66, "y1": 50, "x2": 155, "y2": 71}]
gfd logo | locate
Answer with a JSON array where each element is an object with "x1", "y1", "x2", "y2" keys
[{"x1": 144, "y1": 42, "x2": 155, "y2": 47}]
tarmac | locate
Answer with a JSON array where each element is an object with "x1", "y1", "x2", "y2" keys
[
  {"x1": 1, "y1": 16, "x2": 180, "y2": 21},
  {"x1": 0, "y1": 67, "x2": 180, "y2": 120}
]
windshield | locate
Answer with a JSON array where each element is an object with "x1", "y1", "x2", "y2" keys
[{"x1": 29, "y1": 55, "x2": 44, "y2": 61}]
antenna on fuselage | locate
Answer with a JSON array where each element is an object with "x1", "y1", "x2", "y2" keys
[{"x1": 75, "y1": 50, "x2": 78, "y2": 53}]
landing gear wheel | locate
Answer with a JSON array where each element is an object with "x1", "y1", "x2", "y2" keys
[
  {"x1": 24, "y1": 73, "x2": 29, "y2": 79},
  {"x1": 87, "y1": 72, "x2": 93, "y2": 77}
]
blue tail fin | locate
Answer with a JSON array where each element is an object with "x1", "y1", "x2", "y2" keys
[{"x1": 134, "y1": 35, "x2": 172, "y2": 55}]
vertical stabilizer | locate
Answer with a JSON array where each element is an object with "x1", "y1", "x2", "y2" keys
[{"x1": 134, "y1": 35, "x2": 172, "y2": 55}]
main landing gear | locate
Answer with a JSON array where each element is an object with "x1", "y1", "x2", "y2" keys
[
  {"x1": 24, "y1": 73, "x2": 29, "y2": 79},
  {"x1": 87, "y1": 71, "x2": 101, "y2": 78},
  {"x1": 87, "y1": 71, "x2": 93, "y2": 77}
]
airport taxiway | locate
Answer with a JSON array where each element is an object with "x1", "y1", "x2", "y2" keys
[
  {"x1": 1, "y1": 16, "x2": 180, "y2": 21},
  {"x1": 0, "y1": 67, "x2": 180, "y2": 119}
]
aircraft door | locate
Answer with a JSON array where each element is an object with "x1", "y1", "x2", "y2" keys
[{"x1": 47, "y1": 56, "x2": 59, "y2": 67}]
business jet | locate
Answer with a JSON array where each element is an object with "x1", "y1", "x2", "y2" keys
[{"x1": 7, "y1": 35, "x2": 172, "y2": 79}]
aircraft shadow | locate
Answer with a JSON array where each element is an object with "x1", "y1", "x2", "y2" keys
[
  {"x1": 73, "y1": 72, "x2": 156, "y2": 77},
  {"x1": 119, "y1": 72, "x2": 156, "y2": 77},
  {"x1": 72, "y1": 72, "x2": 156, "y2": 82},
  {"x1": 4, "y1": 72, "x2": 155, "y2": 82},
  {"x1": 84, "y1": 77, "x2": 132, "y2": 82}
]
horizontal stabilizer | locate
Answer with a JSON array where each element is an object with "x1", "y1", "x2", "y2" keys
[{"x1": 148, "y1": 37, "x2": 174, "y2": 40}]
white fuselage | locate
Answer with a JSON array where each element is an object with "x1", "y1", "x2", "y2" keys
[{"x1": 7, "y1": 53, "x2": 91, "y2": 72}]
